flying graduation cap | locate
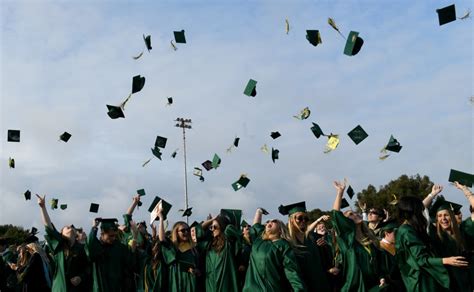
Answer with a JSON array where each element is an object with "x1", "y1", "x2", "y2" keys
[
  {"x1": 244, "y1": 79, "x2": 257, "y2": 97},
  {"x1": 346, "y1": 185, "x2": 355, "y2": 199},
  {"x1": 293, "y1": 107, "x2": 311, "y2": 120},
  {"x1": 310, "y1": 123, "x2": 325, "y2": 138},
  {"x1": 232, "y1": 174, "x2": 250, "y2": 191},
  {"x1": 174, "y1": 30, "x2": 186, "y2": 44},
  {"x1": 306, "y1": 30, "x2": 322, "y2": 46},
  {"x1": 143, "y1": 34, "x2": 152, "y2": 51},
  {"x1": 202, "y1": 160, "x2": 213, "y2": 171},
  {"x1": 227, "y1": 137, "x2": 240, "y2": 153},
  {"x1": 327, "y1": 18, "x2": 364, "y2": 56},
  {"x1": 89, "y1": 203, "x2": 99, "y2": 213},
  {"x1": 193, "y1": 167, "x2": 205, "y2": 182},
  {"x1": 50, "y1": 198, "x2": 59, "y2": 210},
  {"x1": 60, "y1": 204, "x2": 67, "y2": 210},
  {"x1": 149, "y1": 196, "x2": 172, "y2": 221},
  {"x1": 324, "y1": 135, "x2": 340, "y2": 153},
  {"x1": 143, "y1": 136, "x2": 168, "y2": 166},
  {"x1": 270, "y1": 132, "x2": 281, "y2": 139},
  {"x1": 380, "y1": 135, "x2": 402, "y2": 159},
  {"x1": 181, "y1": 207, "x2": 193, "y2": 217},
  {"x1": 7, "y1": 130, "x2": 20, "y2": 142},
  {"x1": 436, "y1": 4, "x2": 457, "y2": 26},
  {"x1": 347, "y1": 125, "x2": 368, "y2": 145},
  {"x1": 212, "y1": 154, "x2": 222, "y2": 169},
  {"x1": 8, "y1": 157, "x2": 15, "y2": 168},
  {"x1": 106, "y1": 75, "x2": 145, "y2": 119},
  {"x1": 448, "y1": 169, "x2": 473, "y2": 187},
  {"x1": 59, "y1": 132, "x2": 72, "y2": 143},
  {"x1": 24, "y1": 190, "x2": 31, "y2": 200},
  {"x1": 285, "y1": 18, "x2": 290, "y2": 34},
  {"x1": 271, "y1": 148, "x2": 279, "y2": 163}
]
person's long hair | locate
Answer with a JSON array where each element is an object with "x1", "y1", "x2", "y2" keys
[
  {"x1": 436, "y1": 208, "x2": 465, "y2": 251},
  {"x1": 171, "y1": 221, "x2": 193, "y2": 248},
  {"x1": 262, "y1": 219, "x2": 295, "y2": 247},
  {"x1": 150, "y1": 238, "x2": 161, "y2": 271},
  {"x1": 397, "y1": 196, "x2": 430, "y2": 246},
  {"x1": 287, "y1": 213, "x2": 307, "y2": 245},
  {"x1": 210, "y1": 216, "x2": 227, "y2": 254}
]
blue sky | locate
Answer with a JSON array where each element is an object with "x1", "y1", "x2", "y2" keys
[{"x1": 1, "y1": 0, "x2": 472, "y2": 232}]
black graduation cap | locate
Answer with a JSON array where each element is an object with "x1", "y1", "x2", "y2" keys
[
  {"x1": 220, "y1": 209, "x2": 242, "y2": 228},
  {"x1": 436, "y1": 4, "x2": 457, "y2": 26},
  {"x1": 151, "y1": 147, "x2": 163, "y2": 160},
  {"x1": 60, "y1": 204, "x2": 67, "y2": 210},
  {"x1": 241, "y1": 220, "x2": 250, "y2": 228},
  {"x1": 155, "y1": 136, "x2": 168, "y2": 148},
  {"x1": 202, "y1": 160, "x2": 213, "y2": 171},
  {"x1": 143, "y1": 34, "x2": 152, "y2": 51},
  {"x1": 232, "y1": 175, "x2": 250, "y2": 191},
  {"x1": 271, "y1": 148, "x2": 279, "y2": 163},
  {"x1": 340, "y1": 198, "x2": 350, "y2": 209},
  {"x1": 258, "y1": 207, "x2": 269, "y2": 215},
  {"x1": 270, "y1": 132, "x2": 281, "y2": 139},
  {"x1": 137, "y1": 189, "x2": 146, "y2": 196},
  {"x1": 106, "y1": 105, "x2": 125, "y2": 119},
  {"x1": 8, "y1": 157, "x2": 15, "y2": 168},
  {"x1": 378, "y1": 219, "x2": 399, "y2": 232},
  {"x1": 384, "y1": 135, "x2": 402, "y2": 153},
  {"x1": 346, "y1": 185, "x2": 355, "y2": 199},
  {"x1": 448, "y1": 169, "x2": 473, "y2": 187},
  {"x1": 24, "y1": 190, "x2": 31, "y2": 200},
  {"x1": 167, "y1": 97, "x2": 173, "y2": 105},
  {"x1": 347, "y1": 125, "x2": 368, "y2": 145},
  {"x1": 7, "y1": 130, "x2": 20, "y2": 142},
  {"x1": 244, "y1": 79, "x2": 257, "y2": 97},
  {"x1": 132, "y1": 75, "x2": 146, "y2": 94},
  {"x1": 344, "y1": 31, "x2": 364, "y2": 56},
  {"x1": 306, "y1": 30, "x2": 322, "y2": 46},
  {"x1": 148, "y1": 196, "x2": 172, "y2": 220},
  {"x1": 190, "y1": 221, "x2": 199, "y2": 228},
  {"x1": 50, "y1": 198, "x2": 59, "y2": 210},
  {"x1": 59, "y1": 132, "x2": 72, "y2": 142},
  {"x1": 89, "y1": 203, "x2": 99, "y2": 213},
  {"x1": 171, "y1": 150, "x2": 178, "y2": 158},
  {"x1": 99, "y1": 218, "x2": 118, "y2": 231},
  {"x1": 310, "y1": 123, "x2": 325, "y2": 138},
  {"x1": 278, "y1": 201, "x2": 306, "y2": 216},
  {"x1": 182, "y1": 207, "x2": 193, "y2": 217},
  {"x1": 233, "y1": 137, "x2": 240, "y2": 147},
  {"x1": 174, "y1": 30, "x2": 186, "y2": 43}
]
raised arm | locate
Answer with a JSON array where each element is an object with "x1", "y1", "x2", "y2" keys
[
  {"x1": 306, "y1": 215, "x2": 330, "y2": 235},
  {"x1": 36, "y1": 194, "x2": 53, "y2": 229},
  {"x1": 158, "y1": 209, "x2": 166, "y2": 242},
  {"x1": 253, "y1": 208, "x2": 264, "y2": 225},
  {"x1": 332, "y1": 180, "x2": 346, "y2": 211},
  {"x1": 201, "y1": 214, "x2": 217, "y2": 230},
  {"x1": 454, "y1": 181, "x2": 474, "y2": 220},
  {"x1": 126, "y1": 195, "x2": 141, "y2": 216},
  {"x1": 422, "y1": 184, "x2": 443, "y2": 208}
]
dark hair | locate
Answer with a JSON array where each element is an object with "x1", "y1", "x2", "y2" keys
[
  {"x1": 470, "y1": 205, "x2": 473, "y2": 214},
  {"x1": 210, "y1": 216, "x2": 228, "y2": 253},
  {"x1": 397, "y1": 196, "x2": 430, "y2": 245}
]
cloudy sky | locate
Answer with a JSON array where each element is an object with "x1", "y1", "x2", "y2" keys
[{"x1": 1, "y1": 0, "x2": 472, "y2": 232}]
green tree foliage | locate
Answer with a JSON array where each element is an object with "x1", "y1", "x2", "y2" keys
[{"x1": 0, "y1": 225, "x2": 31, "y2": 245}]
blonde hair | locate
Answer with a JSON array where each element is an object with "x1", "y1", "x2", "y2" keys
[
  {"x1": 436, "y1": 209, "x2": 465, "y2": 250},
  {"x1": 171, "y1": 221, "x2": 193, "y2": 247},
  {"x1": 262, "y1": 219, "x2": 295, "y2": 245},
  {"x1": 287, "y1": 213, "x2": 308, "y2": 246}
]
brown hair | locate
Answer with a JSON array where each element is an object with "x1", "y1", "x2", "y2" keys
[
  {"x1": 436, "y1": 209, "x2": 465, "y2": 251},
  {"x1": 210, "y1": 217, "x2": 227, "y2": 253}
]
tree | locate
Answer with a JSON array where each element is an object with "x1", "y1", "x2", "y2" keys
[{"x1": 0, "y1": 225, "x2": 32, "y2": 245}]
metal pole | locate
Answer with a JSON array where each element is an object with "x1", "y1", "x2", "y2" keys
[{"x1": 182, "y1": 126, "x2": 189, "y2": 224}]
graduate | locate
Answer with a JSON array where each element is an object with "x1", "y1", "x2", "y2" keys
[
  {"x1": 36, "y1": 194, "x2": 90, "y2": 291},
  {"x1": 279, "y1": 201, "x2": 330, "y2": 291},
  {"x1": 331, "y1": 180, "x2": 387, "y2": 291},
  {"x1": 85, "y1": 217, "x2": 136, "y2": 292},
  {"x1": 396, "y1": 195, "x2": 468, "y2": 291},
  {"x1": 243, "y1": 208, "x2": 306, "y2": 292},
  {"x1": 236, "y1": 221, "x2": 252, "y2": 290},
  {"x1": 143, "y1": 234, "x2": 166, "y2": 292},
  {"x1": 195, "y1": 210, "x2": 240, "y2": 292},
  {"x1": 378, "y1": 220, "x2": 405, "y2": 292},
  {"x1": 15, "y1": 241, "x2": 52, "y2": 292}
]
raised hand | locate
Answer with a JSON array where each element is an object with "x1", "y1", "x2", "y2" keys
[
  {"x1": 36, "y1": 194, "x2": 46, "y2": 208},
  {"x1": 333, "y1": 180, "x2": 346, "y2": 193},
  {"x1": 431, "y1": 184, "x2": 443, "y2": 196}
]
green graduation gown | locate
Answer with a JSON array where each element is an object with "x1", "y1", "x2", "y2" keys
[
  {"x1": 85, "y1": 227, "x2": 135, "y2": 292},
  {"x1": 144, "y1": 258, "x2": 166, "y2": 292},
  {"x1": 395, "y1": 224, "x2": 450, "y2": 292},
  {"x1": 195, "y1": 224, "x2": 239, "y2": 292},
  {"x1": 242, "y1": 223, "x2": 306, "y2": 292},
  {"x1": 331, "y1": 210, "x2": 386, "y2": 292},
  {"x1": 44, "y1": 226, "x2": 90, "y2": 292},
  {"x1": 160, "y1": 239, "x2": 198, "y2": 292},
  {"x1": 461, "y1": 218, "x2": 474, "y2": 288}
]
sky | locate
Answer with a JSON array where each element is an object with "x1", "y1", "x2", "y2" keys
[{"x1": 1, "y1": 0, "x2": 472, "y2": 234}]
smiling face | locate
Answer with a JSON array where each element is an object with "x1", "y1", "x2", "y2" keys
[
  {"x1": 437, "y1": 210, "x2": 452, "y2": 231},
  {"x1": 61, "y1": 225, "x2": 76, "y2": 240},
  {"x1": 176, "y1": 223, "x2": 190, "y2": 242},
  {"x1": 265, "y1": 219, "x2": 280, "y2": 236},
  {"x1": 242, "y1": 225, "x2": 250, "y2": 237},
  {"x1": 292, "y1": 212, "x2": 308, "y2": 231},
  {"x1": 210, "y1": 220, "x2": 222, "y2": 238},
  {"x1": 344, "y1": 210, "x2": 363, "y2": 224},
  {"x1": 368, "y1": 209, "x2": 382, "y2": 224},
  {"x1": 315, "y1": 222, "x2": 327, "y2": 235}
]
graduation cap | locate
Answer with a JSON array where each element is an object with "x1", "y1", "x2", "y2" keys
[
  {"x1": 202, "y1": 160, "x2": 213, "y2": 171},
  {"x1": 270, "y1": 132, "x2": 281, "y2": 139},
  {"x1": 8, "y1": 157, "x2": 15, "y2": 168},
  {"x1": 241, "y1": 220, "x2": 250, "y2": 228},
  {"x1": 155, "y1": 136, "x2": 168, "y2": 148},
  {"x1": 167, "y1": 97, "x2": 173, "y2": 105},
  {"x1": 347, "y1": 125, "x2": 368, "y2": 145},
  {"x1": 233, "y1": 137, "x2": 240, "y2": 147},
  {"x1": 98, "y1": 218, "x2": 118, "y2": 231},
  {"x1": 190, "y1": 221, "x2": 199, "y2": 228},
  {"x1": 258, "y1": 207, "x2": 269, "y2": 215},
  {"x1": 143, "y1": 34, "x2": 152, "y2": 51},
  {"x1": 271, "y1": 148, "x2": 279, "y2": 163},
  {"x1": 174, "y1": 30, "x2": 186, "y2": 44},
  {"x1": 384, "y1": 135, "x2": 402, "y2": 153},
  {"x1": 293, "y1": 107, "x2": 311, "y2": 120},
  {"x1": 429, "y1": 196, "x2": 462, "y2": 219},
  {"x1": 149, "y1": 196, "x2": 172, "y2": 220},
  {"x1": 182, "y1": 207, "x2": 192, "y2": 217},
  {"x1": 89, "y1": 203, "x2": 99, "y2": 213},
  {"x1": 328, "y1": 17, "x2": 345, "y2": 38},
  {"x1": 7, "y1": 130, "x2": 20, "y2": 142},
  {"x1": 193, "y1": 167, "x2": 203, "y2": 177},
  {"x1": 59, "y1": 132, "x2": 71, "y2": 143},
  {"x1": 306, "y1": 30, "x2": 322, "y2": 46},
  {"x1": 278, "y1": 201, "x2": 306, "y2": 216},
  {"x1": 151, "y1": 147, "x2": 162, "y2": 160},
  {"x1": 137, "y1": 189, "x2": 146, "y2": 197},
  {"x1": 344, "y1": 31, "x2": 364, "y2": 56},
  {"x1": 212, "y1": 154, "x2": 221, "y2": 169},
  {"x1": 60, "y1": 204, "x2": 67, "y2": 210},
  {"x1": 324, "y1": 135, "x2": 340, "y2": 153},
  {"x1": 448, "y1": 169, "x2": 473, "y2": 187},
  {"x1": 346, "y1": 185, "x2": 355, "y2": 199},
  {"x1": 50, "y1": 198, "x2": 59, "y2": 210},
  {"x1": 436, "y1": 4, "x2": 456, "y2": 26},
  {"x1": 106, "y1": 105, "x2": 125, "y2": 119},
  {"x1": 310, "y1": 123, "x2": 325, "y2": 138},
  {"x1": 285, "y1": 18, "x2": 290, "y2": 34},
  {"x1": 244, "y1": 79, "x2": 257, "y2": 97},
  {"x1": 132, "y1": 75, "x2": 146, "y2": 94},
  {"x1": 24, "y1": 190, "x2": 31, "y2": 200},
  {"x1": 378, "y1": 220, "x2": 399, "y2": 232},
  {"x1": 171, "y1": 149, "x2": 178, "y2": 158},
  {"x1": 232, "y1": 175, "x2": 250, "y2": 191},
  {"x1": 340, "y1": 198, "x2": 350, "y2": 209},
  {"x1": 261, "y1": 144, "x2": 269, "y2": 153},
  {"x1": 220, "y1": 209, "x2": 242, "y2": 228}
]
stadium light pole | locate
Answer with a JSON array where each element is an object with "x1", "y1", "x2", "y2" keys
[{"x1": 175, "y1": 118, "x2": 192, "y2": 224}]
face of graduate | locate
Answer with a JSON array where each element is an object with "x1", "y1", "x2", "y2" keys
[
  {"x1": 384, "y1": 230, "x2": 396, "y2": 244},
  {"x1": 101, "y1": 230, "x2": 118, "y2": 244},
  {"x1": 454, "y1": 212, "x2": 462, "y2": 225},
  {"x1": 265, "y1": 220, "x2": 280, "y2": 236},
  {"x1": 210, "y1": 220, "x2": 222, "y2": 238},
  {"x1": 293, "y1": 212, "x2": 308, "y2": 231},
  {"x1": 344, "y1": 210, "x2": 363, "y2": 224},
  {"x1": 368, "y1": 209, "x2": 382, "y2": 223},
  {"x1": 190, "y1": 227, "x2": 197, "y2": 243},
  {"x1": 177, "y1": 224, "x2": 190, "y2": 242},
  {"x1": 242, "y1": 226, "x2": 250, "y2": 237},
  {"x1": 437, "y1": 210, "x2": 452, "y2": 231},
  {"x1": 61, "y1": 225, "x2": 76, "y2": 240},
  {"x1": 316, "y1": 222, "x2": 327, "y2": 235}
]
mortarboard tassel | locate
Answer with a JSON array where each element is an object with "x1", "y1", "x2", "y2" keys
[
  {"x1": 285, "y1": 18, "x2": 290, "y2": 34},
  {"x1": 170, "y1": 40, "x2": 178, "y2": 51},
  {"x1": 459, "y1": 9, "x2": 471, "y2": 20},
  {"x1": 119, "y1": 93, "x2": 133, "y2": 110},
  {"x1": 328, "y1": 18, "x2": 346, "y2": 39},
  {"x1": 132, "y1": 51, "x2": 144, "y2": 60},
  {"x1": 142, "y1": 158, "x2": 152, "y2": 167}
]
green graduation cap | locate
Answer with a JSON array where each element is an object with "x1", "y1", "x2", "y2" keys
[
  {"x1": 50, "y1": 199, "x2": 58, "y2": 210},
  {"x1": 132, "y1": 75, "x2": 146, "y2": 94},
  {"x1": 220, "y1": 209, "x2": 242, "y2": 228},
  {"x1": 306, "y1": 30, "x2": 322, "y2": 46},
  {"x1": 244, "y1": 79, "x2": 257, "y2": 97},
  {"x1": 448, "y1": 169, "x2": 473, "y2": 187},
  {"x1": 143, "y1": 34, "x2": 152, "y2": 51},
  {"x1": 59, "y1": 132, "x2": 72, "y2": 143},
  {"x1": 385, "y1": 135, "x2": 402, "y2": 153},
  {"x1": 89, "y1": 203, "x2": 99, "y2": 213},
  {"x1": 310, "y1": 123, "x2": 325, "y2": 139},
  {"x1": 7, "y1": 130, "x2": 20, "y2": 142},
  {"x1": 378, "y1": 219, "x2": 399, "y2": 232},
  {"x1": 202, "y1": 160, "x2": 213, "y2": 171},
  {"x1": 155, "y1": 136, "x2": 167, "y2": 149},
  {"x1": 241, "y1": 220, "x2": 250, "y2": 228},
  {"x1": 167, "y1": 97, "x2": 173, "y2": 105},
  {"x1": 347, "y1": 125, "x2": 368, "y2": 145},
  {"x1": 270, "y1": 132, "x2": 281, "y2": 139},
  {"x1": 148, "y1": 196, "x2": 172, "y2": 220},
  {"x1": 8, "y1": 157, "x2": 15, "y2": 168},
  {"x1": 436, "y1": 4, "x2": 456, "y2": 26},
  {"x1": 60, "y1": 204, "x2": 67, "y2": 210},
  {"x1": 278, "y1": 201, "x2": 306, "y2": 216},
  {"x1": 174, "y1": 30, "x2": 186, "y2": 44},
  {"x1": 137, "y1": 189, "x2": 146, "y2": 197},
  {"x1": 271, "y1": 148, "x2": 279, "y2": 163},
  {"x1": 24, "y1": 190, "x2": 31, "y2": 200},
  {"x1": 171, "y1": 150, "x2": 178, "y2": 158},
  {"x1": 346, "y1": 185, "x2": 355, "y2": 199},
  {"x1": 190, "y1": 221, "x2": 200, "y2": 228},
  {"x1": 99, "y1": 218, "x2": 118, "y2": 231},
  {"x1": 106, "y1": 104, "x2": 125, "y2": 119},
  {"x1": 232, "y1": 175, "x2": 250, "y2": 191},
  {"x1": 340, "y1": 198, "x2": 350, "y2": 209},
  {"x1": 344, "y1": 31, "x2": 364, "y2": 56},
  {"x1": 212, "y1": 154, "x2": 221, "y2": 169},
  {"x1": 151, "y1": 147, "x2": 162, "y2": 160},
  {"x1": 429, "y1": 196, "x2": 463, "y2": 219},
  {"x1": 234, "y1": 137, "x2": 240, "y2": 147},
  {"x1": 182, "y1": 207, "x2": 193, "y2": 217}
]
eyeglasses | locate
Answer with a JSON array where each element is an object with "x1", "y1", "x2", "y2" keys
[
  {"x1": 266, "y1": 219, "x2": 278, "y2": 224},
  {"x1": 178, "y1": 228, "x2": 189, "y2": 234},
  {"x1": 209, "y1": 224, "x2": 220, "y2": 231},
  {"x1": 368, "y1": 210, "x2": 380, "y2": 216},
  {"x1": 295, "y1": 216, "x2": 309, "y2": 222}
]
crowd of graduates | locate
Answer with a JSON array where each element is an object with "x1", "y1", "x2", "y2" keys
[{"x1": 0, "y1": 180, "x2": 473, "y2": 292}]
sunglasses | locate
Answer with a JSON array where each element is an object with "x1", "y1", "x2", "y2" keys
[
  {"x1": 295, "y1": 216, "x2": 309, "y2": 222},
  {"x1": 178, "y1": 228, "x2": 189, "y2": 234},
  {"x1": 209, "y1": 224, "x2": 220, "y2": 231},
  {"x1": 266, "y1": 219, "x2": 278, "y2": 224}
]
